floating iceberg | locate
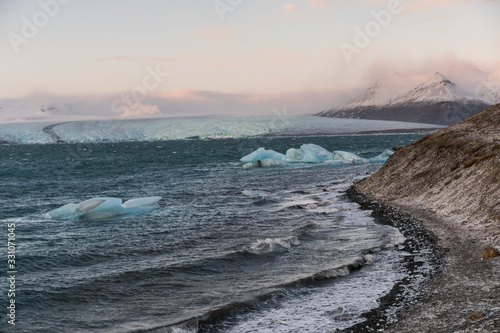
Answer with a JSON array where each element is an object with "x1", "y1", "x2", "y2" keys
[
  {"x1": 241, "y1": 144, "x2": 394, "y2": 167},
  {"x1": 240, "y1": 148, "x2": 292, "y2": 163},
  {"x1": 286, "y1": 144, "x2": 333, "y2": 163},
  {"x1": 242, "y1": 158, "x2": 291, "y2": 168},
  {"x1": 369, "y1": 149, "x2": 394, "y2": 163},
  {"x1": 332, "y1": 151, "x2": 368, "y2": 163},
  {"x1": 46, "y1": 196, "x2": 161, "y2": 220}
]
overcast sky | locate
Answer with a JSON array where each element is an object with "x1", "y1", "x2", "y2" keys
[{"x1": 1, "y1": 0, "x2": 499, "y2": 117}]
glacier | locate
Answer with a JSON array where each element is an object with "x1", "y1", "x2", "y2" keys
[
  {"x1": 46, "y1": 196, "x2": 161, "y2": 220},
  {"x1": 241, "y1": 144, "x2": 394, "y2": 168},
  {"x1": 0, "y1": 115, "x2": 443, "y2": 144}
]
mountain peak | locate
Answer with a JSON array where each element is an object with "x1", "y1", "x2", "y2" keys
[
  {"x1": 343, "y1": 72, "x2": 415, "y2": 108},
  {"x1": 424, "y1": 72, "x2": 453, "y2": 86},
  {"x1": 316, "y1": 71, "x2": 493, "y2": 125},
  {"x1": 390, "y1": 72, "x2": 467, "y2": 105}
]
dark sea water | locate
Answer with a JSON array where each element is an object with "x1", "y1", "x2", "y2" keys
[{"x1": 1, "y1": 134, "x2": 426, "y2": 332}]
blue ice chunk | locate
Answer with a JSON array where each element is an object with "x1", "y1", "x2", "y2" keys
[
  {"x1": 122, "y1": 196, "x2": 161, "y2": 214},
  {"x1": 369, "y1": 149, "x2": 394, "y2": 163},
  {"x1": 240, "y1": 148, "x2": 290, "y2": 163},
  {"x1": 45, "y1": 203, "x2": 80, "y2": 219},
  {"x1": 332, "y1": 151, "x2": 368, "y2": 163},
  {"x1": 287, "y1": 144, "x2": 333, "y2": 162},
  {"x1": 122, "y1": 196, "x2": 161, "y2": 208},
  {"x1": 240, "y1": 144, "x2": 375, "y2": 168},
  {"x1": 46, "y1": 196, "x2": 161, "y2": 220},
  {"x1": 77, "y1": 197, "x2": 125, "y2": 219},
  {"x1": 302, "y1": 144, "x2": 332, "y2": 157},
  {"x1": 285, "y1": 148, "x2": 305, "y2": 161}
]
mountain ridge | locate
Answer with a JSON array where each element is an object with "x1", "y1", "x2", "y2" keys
[{"x1": 317, "y1": 72, "x2": 497, "y2": 125}]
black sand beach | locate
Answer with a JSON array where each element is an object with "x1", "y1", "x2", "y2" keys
[{"x1": 340, "y1": 188, "x2": 444, "y2": 333}]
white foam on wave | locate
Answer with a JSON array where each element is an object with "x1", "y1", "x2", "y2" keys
[
  {"x1": 250, "y1": 236, "x2": 301, "y2": 252},
  {"x1": 241, "y1": 190, "x2": 270, "y2": 197},
  {"x1": 224, "y1": 249, "x2": 406, "y2": 333}
]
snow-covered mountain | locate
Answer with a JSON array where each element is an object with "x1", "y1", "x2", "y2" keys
[
  {"x1": 392, "y1": 72, "x2": 473, "y2": 104},
  {"x1": 445, "y1": 64, "x2": 500, "y2": 105},
  {"x1": 343, "y1": 72, "x2": 416, "y2": 108},
  {"x1": 317, "y1": 72, "x2": 497, "y2": 125}
]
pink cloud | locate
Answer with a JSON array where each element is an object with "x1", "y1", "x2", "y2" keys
[
  {"x1": 282, "y1": 3, "x2": 298, "y2": 15},
  {"x1": 152, "y1": 90, "x2": 210, "y2": 101},
  {"x1": 144, "y1": 89, "x2": 345, "y2": 116}
]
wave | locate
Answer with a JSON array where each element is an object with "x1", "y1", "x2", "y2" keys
[
  {"x1": 22, "y1": 231, "x2": 391, "y2": 330},
  {"x1": 137, "y1": 250, "x2": 382, "y2": 333},
  {"x1": 250, "y1": 236, "x2": 301, "y2": 252}
]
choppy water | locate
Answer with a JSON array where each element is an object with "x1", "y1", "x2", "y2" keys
[{"x1": 1, "y1": 133, "x2": 425, "y2": 332}]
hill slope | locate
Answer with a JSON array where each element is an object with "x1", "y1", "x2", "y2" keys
[
  {"x1": 356, "y1": 103, "x2": 500, "y2": 241},
  {"x1": 354, "y1": 104, "x2": 500, "y2": 332}
]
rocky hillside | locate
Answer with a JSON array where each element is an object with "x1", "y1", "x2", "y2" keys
[{"x1": 355, "y1": 103, "x2": 500, "y2": 244}]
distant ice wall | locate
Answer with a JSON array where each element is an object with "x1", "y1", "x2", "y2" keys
[{"x1": 0, "y1": 116, "x2": 443, "y2": 144}]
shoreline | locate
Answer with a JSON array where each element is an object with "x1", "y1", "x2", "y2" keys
[
  {"x1": 341, "y1": 187, "x2": 444, "y2": 333},
  {"x1": 144, "y1": 183, "x2": 448, "y2": 333},
  {"x1": 266, "y1": 127, "x2": 443, "y2": 137},
  {"x1": 346, "y1": 186, "x2": 500, "y2": 332}
]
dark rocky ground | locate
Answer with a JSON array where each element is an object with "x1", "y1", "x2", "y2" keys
[
  {"x1": 339, "y1": 188, "x2": 444, "y2": 333},
  {"x1": 342, "y1": 188, "x2": 500, "y2": 333}
]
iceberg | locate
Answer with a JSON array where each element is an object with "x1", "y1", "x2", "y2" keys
[
  {"x1": 243, "y1": 158, "x2": 291, "y2": 168},
  {"x1": 121, "y1": 196, "x2": 162, "y2": 214},
  {"x1": 285, "y1": 147, "x2": 305, "y2": 160},
  {"x1": 286, "y1": 144, "x2": 333, "y2": 163},
  {"x1": 369, "y1": 149, "x2": 394, "y2": 163},
  {"x1": 46, "y1": 196, "x2": 161, "y2": 220},
  {"x1": 332, "y1": 151, "x2": 368, "y2": 163},
  {"x1": 241, "y1": 144, "x2": 397, "y2": 168},
  {"x1": 240, "y1": 148, "x2": 291, "y2": 163}
]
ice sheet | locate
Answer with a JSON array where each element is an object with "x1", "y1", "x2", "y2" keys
[{"x1": 0, "y1": 115, "x2": 443, "y2": 144}]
